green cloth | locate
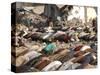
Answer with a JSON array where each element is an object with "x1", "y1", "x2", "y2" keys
[{"x1": 44, "y1": 43, "x2": 56, "y2": 54}]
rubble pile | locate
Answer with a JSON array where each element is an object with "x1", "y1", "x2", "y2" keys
[{"x1": 11, "y1": 5, "x2": 97, "y2": 73}]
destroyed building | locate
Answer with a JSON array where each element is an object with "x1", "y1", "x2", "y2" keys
[{"x1": 11, "y1": 2, "x2": 97, "y2": 73}]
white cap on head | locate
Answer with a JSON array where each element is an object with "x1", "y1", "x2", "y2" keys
[{"x1": 80, "y1": 45, "x2": 91, "y2": 51}]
